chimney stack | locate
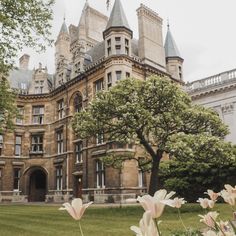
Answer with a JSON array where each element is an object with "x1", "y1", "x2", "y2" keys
[{"x1": 19, "y1": 54, "x2": 30, "y2": 70}]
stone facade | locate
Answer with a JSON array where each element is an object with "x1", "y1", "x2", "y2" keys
[
  {"x1": 186, "y1": 68, "x2": 236, "y2": 143},
  {"x1": 0, "y1": 0, "x2": 183, "y2": 203}
]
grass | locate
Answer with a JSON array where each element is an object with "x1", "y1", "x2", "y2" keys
[{"x1": 0, "y1": 203, "x2": 233, "y2": 236}]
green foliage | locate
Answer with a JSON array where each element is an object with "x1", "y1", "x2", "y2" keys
[
  {"x1": 0, "y1": 80, "x2": 19, "y2": 132},
  {"x1": 159, "y1": 160, "x2": 236, "y2": 202},
  {"x1": 171, "y1": 229, "x2": 202, "y2": 236},
  {"x1": 72, "y1": 76, "x2": 231, "y2": 193},
  {"x1": 0, "y1": 0, "x2": 54, "y2": 74}
]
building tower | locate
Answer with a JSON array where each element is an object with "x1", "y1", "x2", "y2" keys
[
  {"x1": 103, "y1": 0, "x2": 133, "y2": 88},
  {"x1": 55, "y1": 18, "x2": 72, "y2": 87},
  {"x1": 164, "y1": 23, "x2": 184, "y2": 81},
  {"x1": 137, "y1": 4, "x2": 166, "y2": 71}
]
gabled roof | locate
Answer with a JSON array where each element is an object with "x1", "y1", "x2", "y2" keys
[
  {"x1": 105, "y1": 0, "x2": 130, "y2": 30},
  {"x1": 164, "y1": 27, "x2": 181, "y2": 58}
]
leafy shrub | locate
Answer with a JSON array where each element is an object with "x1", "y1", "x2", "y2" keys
[{"x1": 159, "y1": 160, "x2": 236, "y2": 202}]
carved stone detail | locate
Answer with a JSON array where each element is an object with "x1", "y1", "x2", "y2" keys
[{"x1": 221, "y1": 103, "x2": 234, "y2": 114}]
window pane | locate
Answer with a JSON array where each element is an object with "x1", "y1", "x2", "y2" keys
[
  {"x1": 15, "y1": 145, "x2": 21, "y2": 156},
  {"x1": 116, "y1": 71, "x2": 122, "y2": 81},
  {"x1": 16, "y1": 136, "x2": 22, "y2": 144}
]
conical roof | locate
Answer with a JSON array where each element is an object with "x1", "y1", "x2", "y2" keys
[
  {"x1": 59, "y1": 20, "x2": 68, "y2": 34},
  {"x1": 105, "y1": 0, "x2": 130, "y2": 30},
  {"x1": 164, "y1": 27, "x2": 181, "y2": 58}
]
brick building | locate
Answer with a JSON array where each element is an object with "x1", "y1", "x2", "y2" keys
[{"x1": 0, "y1": 0, "x2": 183, "y2": 203}]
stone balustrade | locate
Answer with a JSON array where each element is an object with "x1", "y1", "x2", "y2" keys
[{"x1": 186, "y1": 68, "x2": 236, "y2": 93}]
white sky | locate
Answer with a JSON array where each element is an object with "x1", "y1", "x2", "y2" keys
[{"x1": 21, "y1": 0, "x2": 236, "y2": 82}]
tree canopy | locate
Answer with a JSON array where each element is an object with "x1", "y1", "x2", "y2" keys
[
  {"x1": 0, "y1": 0, "x2": 54, "y2": 131},
  {"x1": 72, "y1": 76, "x2": 232, "y2": 195},
  {"x1": 0, "y1": 0, "x2": 54, "y2": 75}
]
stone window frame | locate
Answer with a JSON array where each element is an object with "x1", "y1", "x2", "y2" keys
[
  {"x1": 73, "y1": 93, "x2": 83, "y2": 113},
  {"x1": 138, "y1": 169, "x2": 144, "y2": 188},
  {"x1": 31, "y1": 133, "x2": 44, "y2": 153},
  {"x1": 56, "y1": 166, "x2": 63, "y2": 191},
  {"x1": 32, "y1": 106, "x2": 44, "y2": 124},
  {"x1": 96, "y1": 160, "x2": 105, "y2": 188},
  {"x1": 107, "y1": 39, "x2": 111, "y2": 56},
  {"x1": 107, "y1": 72, "x2": 112, "y2": 89},
  {"x1": 57, "y1": 129, "x2": 64, "y2": 154},
  {"x1": 13, "y1": 168, "x2": 21, "y2": 191},
  {"x1": 15, "y1": 135, "x2": 22, "y2": 157},
  {"x1": 75, "y1": 141, "x2": 83, "y2": 164},
  {"x1": 96, "y1": 133, "x2": 104, "y2": 145},
  {"x1": 57, "y1": 99, "x2": 65, "y2": 120},
  {"x1": 116, "y1": 71, "x2": 122, "y2": 81},
  {"x1": 94, "y1": 78, "x2": 104, "y2": 93},
  {"x1": 16, "y1": 106, "x2": 24, "y2": 125}
]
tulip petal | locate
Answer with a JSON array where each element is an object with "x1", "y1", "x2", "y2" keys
[
  {"x1": 72, "y1": 198, "x2": 83, "y2": 219},
  {"x1": 61, "y1": 202, "x2": 78, "y2": 220}
]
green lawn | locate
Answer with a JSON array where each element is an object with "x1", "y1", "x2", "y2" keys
[{"x1": 0, "y1": 204, "x2": 232, "y2": 236}]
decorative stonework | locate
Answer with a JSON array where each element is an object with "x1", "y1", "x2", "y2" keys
[{"x1": 221, "y1": 103, "x2": 234, "y2": 114}]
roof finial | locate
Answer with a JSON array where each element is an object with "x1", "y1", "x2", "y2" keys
[
  {"x1": 167, "y1": 18, "x2": 170, "y2": 30},
  {"x1": 63, "y1": 12, "x2": 66, "y2": 22}
]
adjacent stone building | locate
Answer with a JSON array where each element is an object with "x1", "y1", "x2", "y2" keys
[
  {"x1": 186, "y1": 69, "x2": 236, "y2": 144},
  {"x1": 0, "y1": 0, "x2": 183, "y2": 203}
]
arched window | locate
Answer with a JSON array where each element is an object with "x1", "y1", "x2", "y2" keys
[{"x1": 74, "y1": 93, "x2": 83, "y2": 112}]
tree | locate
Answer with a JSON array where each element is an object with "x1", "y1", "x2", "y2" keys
[
  {"x1": 0, "y1": 80, "x2": 19, "y2": 133},
  {"x1": 0, "y1": 0, "x2": 54, "y2": 75},
  {"x1": 0, "y1": 0, "x2": 54, "y2": 131},
  {"x1": 72, "y1": 76, "x2": 229, "y2": 195}
]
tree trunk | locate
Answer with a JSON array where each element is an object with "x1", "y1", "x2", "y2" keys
[{"x1": 148, "y1": 151, "x2": 162, "y2": 196}]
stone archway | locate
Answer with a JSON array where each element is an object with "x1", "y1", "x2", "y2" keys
[{"x1": 28, "y1": 169, "x2": 47, "y2": 202}]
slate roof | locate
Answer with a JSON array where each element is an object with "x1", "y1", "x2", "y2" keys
[
  {"x1": 59, "y1": 21, "x2": 68, "y2": 34},
  {"x1": 86, "y1": 41, "x2": 105, "y2": 63},
  {"x1": 8, "y1": 69, "x2": 33, "y2": 90},
  {"x1": 86, "y1": 38, "x2": 139, "y2": 64},
  {"x1": 164, "y1": 28, "x2": 181, "y2": 58},
  {"x1": 105, "y1": 0, "x2": 130, "y2": 30}
]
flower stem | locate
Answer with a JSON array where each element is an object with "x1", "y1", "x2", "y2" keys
[
  {"x1": 78, "y1": 221, "x2": 84, "y2": 236},
  {"x1": 154, "y1": 218, "x2": 161, "y2": 236},
  {"x1": 178, "y1": 208, "x2": 187, "y2": 232}
]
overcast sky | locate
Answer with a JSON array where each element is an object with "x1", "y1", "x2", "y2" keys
[{"x1": 21, "y1": 0, "x2": 236, "y2": 82}]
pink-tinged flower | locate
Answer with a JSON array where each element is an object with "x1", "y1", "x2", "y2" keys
[
  {"x1": 59, "y1": 198, "x2": 93, "y2": 220},
  {"x1": 224, "y1": 184, "x2": 236, "y2": 194},
  {"x1": 130, "y1": 211, "x2": 160, "y2": 236},
  {"x1": 220, "y1": 190, "x2": 235, "y2": 206},
  {"x1": 161, "y1": 197, "x2": 186, "y2": 209},
  {"x1": 197, "y1": 198, "x2": 215, "y2": 209},
  {"x1": 205, "y1": 190, "x2": 219, "y2": 201},
  {"x1": 137, "y1": 189, "x2": 175, "y2": 219},
  {"x1": 199, "y1": 211, "x2": 219, "y2": 228},
  {"x1": 217, "y1": 220, "x2": 230, "y2": 233}
]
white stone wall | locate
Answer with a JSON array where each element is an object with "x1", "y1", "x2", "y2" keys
[{"x1": 192, "y1": 88, "x2": 236, "y2": 144}]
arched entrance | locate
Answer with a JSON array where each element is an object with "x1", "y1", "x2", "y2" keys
[{"x1": 29, "y1": 169, "x2": 47, "y2": 202}]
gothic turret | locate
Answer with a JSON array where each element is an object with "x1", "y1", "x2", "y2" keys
[
  {"x1": 164, "y1": 24, "x2": 184, "y2": 81},
  {"x1": 104, "y1": 0, "x2": 132, "y2": 57},
  {"x1": 103, "y1": 0, "x2": 133, "y2": 89},
  {"x1": 55, "y1": 18, "x2": 72, "y2": 87}
]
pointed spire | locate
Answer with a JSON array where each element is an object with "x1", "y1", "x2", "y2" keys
[
  {"x1": 164, "y1": 24, "x2": 181, "y2": 58},
  {"x1": 105, "y1": 0, "x2": 130, "y2": 30},
  {"x1": 59, "y1": 17, "x2": 68, "y2": 34}
]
